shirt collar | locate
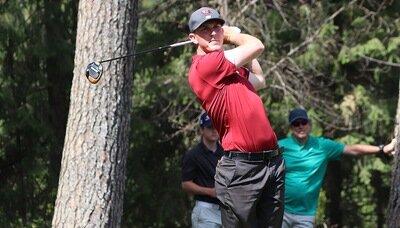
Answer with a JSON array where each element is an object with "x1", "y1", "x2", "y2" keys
[
  {"x1": 199, "y1": 139, "x2": 222, "y2": 153},
  {"x1": 290, "y1": 134, "x2": 310, "y2": 147}
]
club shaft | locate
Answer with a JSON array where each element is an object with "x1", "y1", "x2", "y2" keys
[{"x1": 99, "y1": 40, "x2": 193, "y2": 64}]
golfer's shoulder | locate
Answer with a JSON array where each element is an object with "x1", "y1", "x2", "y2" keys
[{"x1": 196, "y1": 50, "x2": 224, "y2": 65}]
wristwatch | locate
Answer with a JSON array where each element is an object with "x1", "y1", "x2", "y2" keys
[{"x1": 378, "y1": 144, "x2": 385, "y2": 153}]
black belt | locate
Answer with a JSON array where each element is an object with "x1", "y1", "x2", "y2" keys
[{"x1": 224, "y1": 148, "x2": 282, "y2": 161}]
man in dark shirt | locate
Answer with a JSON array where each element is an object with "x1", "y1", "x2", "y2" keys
[{"x1": 182, "y1": 112, "x2": 224, "y2": 227}]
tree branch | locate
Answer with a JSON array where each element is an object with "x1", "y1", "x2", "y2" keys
[{"x1": 361, "y1": 55, "x2": 400, "y2": 68}]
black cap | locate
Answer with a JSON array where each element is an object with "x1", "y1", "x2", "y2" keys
[
  {"x1": 199, "y1": 112, "x2": 213, "y2": 128},
  {"x1": 288, "y1": 108, "x2": 309, "y2": 124},
  {"x1": 188, "y1": 7, "x2": 225, "y2": 32}
]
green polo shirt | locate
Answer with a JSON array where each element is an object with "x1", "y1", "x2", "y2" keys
[{"x1": 278, "y1": 135, "x2": 345, "y2": 216}]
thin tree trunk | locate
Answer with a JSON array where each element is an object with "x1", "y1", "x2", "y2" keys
[
  {"x1": 52, "y1": 1, "x2": 138, "y2": 227},
  {"x1": 387, "y1": 74, "x2": 400, "y2": 227},
  {"x1": 371, "y1": 170, "x2": 385, "y2": 228},
  {"x1": 325, "y1": 161, "x2": 342, "y2": 227}
]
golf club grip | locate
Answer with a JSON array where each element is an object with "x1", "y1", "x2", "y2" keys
[{"x1": 99, "y1": 40, "x2": 193, "y2": 63}]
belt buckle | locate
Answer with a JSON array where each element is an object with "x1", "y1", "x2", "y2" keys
[
  {"x1": 262, "y1": 149, "x2": 275, "y2": 160},
  {"x1": 259, "y1": 150, "x2": 266, "y2": 160},
  {"x1": 266, "y1": 150, "x2": 273, "y2": 159}
]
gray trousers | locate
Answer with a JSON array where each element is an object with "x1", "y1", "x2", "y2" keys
[{"x1": 215, "y1": 155, "x2": 285, "y2": 228}]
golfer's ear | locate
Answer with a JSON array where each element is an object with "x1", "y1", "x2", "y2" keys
[{"x1": 189, "y1": 34, "x2": 198, "y2": 44}]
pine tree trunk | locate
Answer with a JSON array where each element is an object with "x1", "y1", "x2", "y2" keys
[
  {"x1": 325, "y1": 161, "x2": 342, "y2": 226},
  {"x1": 52, "y1": 1, "x2": 138, "y2": 227},
  {"x1": 387, "y1": 76, "x2": 400, "y2": 227}
]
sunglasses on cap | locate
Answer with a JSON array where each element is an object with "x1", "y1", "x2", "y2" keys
[{"x1": 291, "y1": 119, "x2": 309, "y2": 127}]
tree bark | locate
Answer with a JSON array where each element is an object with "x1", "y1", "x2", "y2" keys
[
  {"x1": 325, "y1": 161, "x2": 342, "y2": 227},
  {"x1": 52, "y1": 1, "x2": 138, "y2": 227},
  {"x1": 387, "y1": 75, "x2": 400, "y2": 227}
]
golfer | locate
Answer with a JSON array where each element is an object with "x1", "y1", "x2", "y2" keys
[{"x1": 187, "y1": 6, "x2": 285, "y2": 227}]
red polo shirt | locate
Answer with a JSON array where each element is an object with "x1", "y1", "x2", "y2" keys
[{"x1": 188, "y1": 50, "x2": 277, "y2": 152}]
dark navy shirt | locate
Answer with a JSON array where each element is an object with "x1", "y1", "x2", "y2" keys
[{"x1": 181, "y1": 140, "x2": 223, "y2": 205}]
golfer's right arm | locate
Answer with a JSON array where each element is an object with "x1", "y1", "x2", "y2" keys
[
  {"x1": 182, "y1": 181, "x2": 216, "y2": 198},
  {"x1": 247, "y1": 59, "x2": 266, "y2": 90},
  {"x1": 223, "y1": 26, "x2": 266, "y2": 90},
  {"x1": 223, "y1": 26, "x2": 264, "y2": 67}
]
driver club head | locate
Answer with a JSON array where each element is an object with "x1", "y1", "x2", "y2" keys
[{"x1": 86, "y1": 62, "x2": 103, "y2": 84}]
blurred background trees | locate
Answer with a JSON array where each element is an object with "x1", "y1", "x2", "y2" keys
[
  {"x1": 0, "y1": 0, "x2": 76, "y2": 226},
  {"x1": 0, "y1": 0, "x2": 399, "y2": 227}
]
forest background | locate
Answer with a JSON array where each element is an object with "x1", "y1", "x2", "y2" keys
[{"x1": 1, "y1": 0, "x2": 400, "y2": 227}]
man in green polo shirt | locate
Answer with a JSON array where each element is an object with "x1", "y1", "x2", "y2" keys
[{"x1": 278, "y1": 108, "x2": 396, "y2": 227}]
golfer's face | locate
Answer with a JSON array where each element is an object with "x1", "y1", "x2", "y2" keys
[
  {"x1": 290, "y1": 119, "x2": 311, "y2": 142},
  {"x1": 193, "y1": 21, "x2": 224, "y2": 52}
]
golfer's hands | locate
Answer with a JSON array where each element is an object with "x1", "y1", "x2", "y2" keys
[
  {"x1": 384, "y1": 138, "x2": 397, "y2": 155},
  {"x1": 223, "y1": 25, "x2": 241, "y2": 44}
]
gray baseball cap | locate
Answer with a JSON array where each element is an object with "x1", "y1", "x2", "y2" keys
[{"x1": 188, "y1": 7, "x2": 225, "y2": 32}]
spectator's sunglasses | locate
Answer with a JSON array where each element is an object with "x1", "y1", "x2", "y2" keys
[{"x1": 291, "y1": 119, "x2": 308, "y2": 127}]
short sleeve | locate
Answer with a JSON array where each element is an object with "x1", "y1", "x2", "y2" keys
[
  {"x1": 195, "y1": 50, "x2": 238, "y2": 87},
  {"x1": 238, "y1": 67, "x2": 250, "y2": 80},
  {"x1": 181, "y1": 152, "x2": 197, "y2": 182},
  {"x1": 320, "y1": 137, "x2": 345, "y2": 161}
]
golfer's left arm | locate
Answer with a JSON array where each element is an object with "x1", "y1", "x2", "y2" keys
[
  {"x1": 343, "y1": 138, "x2": 396, "y2": 156},
  {"x1": 247, "y1": 59, "x2": 266, "y2": 91}
]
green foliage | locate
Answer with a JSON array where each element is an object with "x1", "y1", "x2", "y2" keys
[
  {"x1": 339, "y1": 38, "x2": 386, "y2": 64},
  {"x1": 351, "y1": 17, "x2": 367, "y2": 28},
  {"x1": 388, "y1": 37, "x2": 400, "y2": 53},
  {"x1": 316, "y1": 189, "x2": 327, "y2": 225}
]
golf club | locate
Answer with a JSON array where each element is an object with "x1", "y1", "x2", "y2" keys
[{"x1": 86, "y1": 40, "x2": 193, "y2": 84}]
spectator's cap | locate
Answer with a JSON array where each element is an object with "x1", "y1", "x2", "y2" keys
[
  {"x1": 288, "y1": 108, "x2": 309, "y2": 124},
  {"x1": 199, "y1": 112, "x2": 213, "y2": 128},
  {"x1": 188, "y1": 7, "x2": 225, "y2": 32}
]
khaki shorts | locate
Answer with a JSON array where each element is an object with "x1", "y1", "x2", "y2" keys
[
  {"x1": 191, "y1": 201, "x2": 222, "y2": 228},
  {"x1": 282, "y1": 211, "x2": 315, "y2": 228}
]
